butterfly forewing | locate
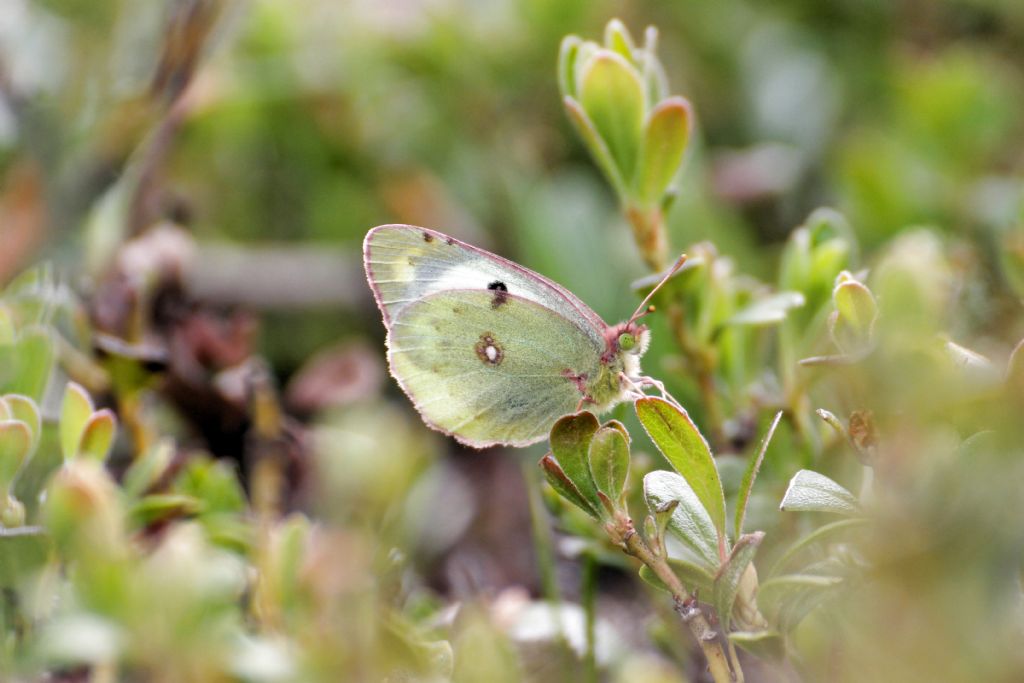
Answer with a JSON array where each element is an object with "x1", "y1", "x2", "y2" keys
[
  {"x1": 387, "y1": 289, "x2": 603, "y2": 447},
  {"x1": 364, "y1": 225, "x2": 606, "y2": 344}
]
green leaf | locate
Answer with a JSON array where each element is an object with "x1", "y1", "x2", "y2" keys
[
  {"x1": 805, "y1": 208, "x2": 851, "y2": 246},
  {"x1": 557, "y1": 36, "x2": 582, "y2": 99},
  {"x1": 9, "y1": 327, "x2": 54, "y2": 399},
  {"x1": 729, "y1": 630, "x2": 786, "y2": 661},
  {"x1": 78, "y1": 409, "x2": 117, "y2": 462},
  {"x1": 4, "y1": 395, "x2": 40, "y2": 449},
  {"x1": 11, "y1": 426, "x2": 62, "y2": 520},
  {"x1": 635, "y1": 397, "x2": 726, "y2": 541},
  {"x1": 578, "y1": 50, "x2": 645, "y2": 182},
  {"x1": 734, "y1": 412, "x2": 782, "y2": 540},
  {"x1": 643, "y1": 470, "x2": 719, "y2": 570},
  {"x1": 0, "y1": 526, "x2": 50, "y2": 588},
  {"x1": 0, "y1": 420, "x2": 31, "y2": 494},
  {"x1": 778, "y1": 229, "x2": 811, "y2": 295},
  {"x1": 652, "y1": 498, "x2": 678, "y2": 545},
  {"x1": 638, "y1": 556, "x2": 715, "y2": 596},
  {"x1": 129, "y1": 493, "x2": 202, "y2": 527},
  {"x1": 758, "y1": 574, "x2": 843, "y2": 631},
  {"x1": 637, "y1": 25, "x2": 668, "y2": 106},
  {"x1": 60, "y1": 382, "x2": 95, "y2": 462},
  {"x1": 601, "y1": 418, "x2": 630, "y2": 440},
  {"x1": 726, "y1": 291, "x2": 806, "y2": 327},
  {"x1": 810, "y1": 241, "x2": 851, "y2": 292},
  {"x1": 540, "y1": 454, "x2": 600, "y2": 519},
  {"x1": 633, "y1": 97, "x2": 691, "y2": 206},
  {"x1": 563, "y1": 97, "x2": 628, "y2": 198},
  {"x1": 548, "y1": 412, "x2": 603, "y2": 514},
  {"x1": 630, "y1": 255, "x2": 704, "y2": 299},
  {"x1": 768, "y1": 518, "x2": 870, "y2": 577},
  {"x1": 815, "y1": 409, "x2": 846, "y2": 437},
  {"x1": 944, "y1": 339, "x2": 993, "y2": 374},
  {"x1": 123, "y1": 439, "x2": 174, "y2": 498},
  {"x1": 833, "y1": 279, "x2": 877, "y2": 333},
  {"x1": 0, "y1": 498, "x2": 25, "y2": 527},
  {"x1": 571, "y1": 41, "x2": 598, "y2": 93},
  {"x1": 587, "y1": 425, "x2": 630, "y2": 502},
  {"x1": 603, "y1": 19, "x2": 636, "y2": 60},
  {"x1": 780, "y1": 470, "x2": 860, "y2": 516},
  {"x1": 778, "y1": 209, "x2": 852, "y2": 314},
  {"x1": 203, "y1": 515, "x2": 255, "y2": 554},
  {"x1": 174, "y1": 458, "x2": 246, "y2": 515},
  {"x1": 831, "y1": 277, "x2": 877, "y2": 352},
  {"x1": 713, "y1": 531, "x2": 764, "y2": 631}
]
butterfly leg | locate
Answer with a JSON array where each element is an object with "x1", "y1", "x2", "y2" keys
[
  {"x1": 618, "y1": 374, "x2": 649, "y2": 402},
  {"x1": 632, "y1": 375, "x2": 686, "y2": 410}
]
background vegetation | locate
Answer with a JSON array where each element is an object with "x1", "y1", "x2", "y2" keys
[{"x1": 0, "y1": 0, "x2": 1023, "y2": 681}]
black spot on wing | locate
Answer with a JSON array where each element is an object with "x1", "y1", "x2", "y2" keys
[
  {"x1": 487, "y1": 281, "x2": 509, "y2": 309},
  {"x1": 422, "y1": 231, "x2": 434, "y2": 242}
]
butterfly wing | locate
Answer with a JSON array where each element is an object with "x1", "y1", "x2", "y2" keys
[
  {"x1": 363, "y1": 224, "x2": 607, "y2": 341},
  {"x1": 387, "y1": 289, "x2": 604, "y2": 447}
]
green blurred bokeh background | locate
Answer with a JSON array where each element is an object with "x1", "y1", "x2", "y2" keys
[
  {"x1": 4, "y1": 0, "x2": 1022, "y2": 369},
  {"x1": 2, "y1": 1, "x2": 1024, "y2": 681}
]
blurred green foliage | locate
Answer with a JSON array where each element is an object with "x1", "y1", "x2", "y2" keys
[{"x1": 0, "y1": 0, "x2": 1023, "y2": 681}]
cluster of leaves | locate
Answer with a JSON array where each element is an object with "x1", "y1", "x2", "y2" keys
[
  {"x1": 532, "y1": 16, "x2": 1024, "y2": 683},
  {"x1": 541, "y1": 401, "x2": 777, "y2": 655},
  {"x1": 0, "y1": 270, "x2": 459, "y2": 681}
]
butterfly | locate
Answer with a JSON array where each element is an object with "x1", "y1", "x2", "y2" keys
[{"x1": 363, "y1": 224, "x2": 683, "y2": 448}]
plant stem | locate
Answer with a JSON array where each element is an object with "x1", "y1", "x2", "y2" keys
[
  {"x1": 727, "y1": 638, "x2": 745, "y2": 683},
  {"x1": 119, "y1": 391, "x2": 153, "y2": 459},
  {"x1": 626, "y1": 205, "x2": 668, "y2": 272},
  {"x1": 618, "y1": 524, "x2": 736, "y2": 683},
  {"x1": 625, "y1": 202, "x2": 728, "y2": 450},
  {"x1": 581, "y1": 552, "x2": 598, "y2": 683},
  {"x1": 667, "y1": 303, "x2": 727, "y2": 450},
  {"x1": 522, "y1": 462, "x2": 562, "y2": 604}
]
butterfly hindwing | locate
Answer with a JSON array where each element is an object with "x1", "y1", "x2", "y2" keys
[{"x1": 387, "y1": 289, "x2": 603, "y2": 447}]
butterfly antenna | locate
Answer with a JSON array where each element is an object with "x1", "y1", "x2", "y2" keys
[{"x1": 628, "y1": 253, "x2": 688, "y2": 325}]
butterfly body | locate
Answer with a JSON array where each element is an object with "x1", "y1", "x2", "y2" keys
[{"x1": 364, "y1": 224, "x2": 650, "y2": 448}]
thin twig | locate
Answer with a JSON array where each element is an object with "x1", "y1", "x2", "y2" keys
[
  {"x1": 616, "y1": 520, "x2": 736, "y2": 683},
  {"x1": 625, "y1": 204, "x2": 727, "y2": 450},
  {"x1": 581, "y1": 553, "x2": 598, "y2": 683},
  {"x1": 625, "y1": 532, "x2": 735, "y2": 683},
  {"x1": 667, "y1": 302, "x2": 727, "y2": 450}
]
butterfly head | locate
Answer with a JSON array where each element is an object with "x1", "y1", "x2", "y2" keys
[
  {"x1": 603, "y1": 321, "x2": 650, "y2": 378},
  {"x1": 611, "y1": 322, "x2": 650, "y2": 357}
]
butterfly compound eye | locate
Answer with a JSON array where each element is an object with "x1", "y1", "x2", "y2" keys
[{"x1": 618, "y1": 332, "x2": 636, "y2": 351}]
